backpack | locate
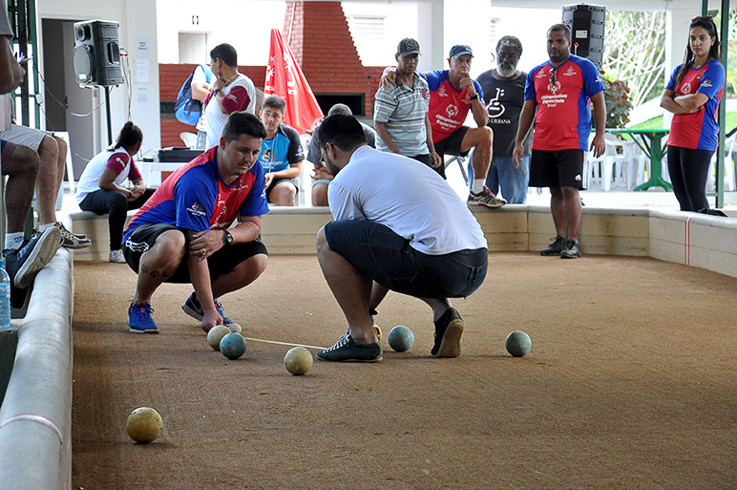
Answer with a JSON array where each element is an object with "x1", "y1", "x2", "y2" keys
[{"x1": 174, "y1": 64, "x2": 212, "y2": 126}]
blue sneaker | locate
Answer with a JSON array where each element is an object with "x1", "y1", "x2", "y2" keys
[
  {"x1": 181, "y1": 292, "x2": 234, "y2": 325},
  {"x1": 128, "y1": 302, "x2": 159, "y2": 334},
  {"x1": 3, "y1": 227, "x2": 61, "y2": 289}
]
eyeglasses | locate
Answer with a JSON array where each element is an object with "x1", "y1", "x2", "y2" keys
[{"x1": 549, "y1": 67, "x2": 557, "y2": 85}]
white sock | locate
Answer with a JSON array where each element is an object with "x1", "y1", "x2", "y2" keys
[
  {"x1": 471, "y1": 179, "x2": 485, "y2": 194},
  {"x1": 5, "y1": 232, "x2": 25, "y2": 251},
  {"x1": 38, "y1": 222, "x2": 55, "y2": 231}
]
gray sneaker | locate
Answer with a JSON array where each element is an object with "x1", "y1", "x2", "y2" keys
[
  {"x1": 316, "y1": 335, "x2": 383, "y2": 362},
  {"x1": 3, "y1": 227, "x2": 61, "y2": 289},
  {"x1": 467, "y1": 187, "x2": 506, "y2": 208}
]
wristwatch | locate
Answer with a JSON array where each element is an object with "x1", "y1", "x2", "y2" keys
[
  {"x1": 223, "y1": 230, "x2": 234, "y2": 245},
  {"x1": 469, "y1": 94, "x2": 479, "y2": 100}
]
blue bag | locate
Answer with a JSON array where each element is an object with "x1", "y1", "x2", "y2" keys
[{"x1": 174, "y1": 64, "x2": 212, "y2": 125}]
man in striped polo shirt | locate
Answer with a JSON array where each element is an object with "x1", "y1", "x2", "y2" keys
[{"x1": 373, "y1": 38, "x2": 441, "y2": 171}]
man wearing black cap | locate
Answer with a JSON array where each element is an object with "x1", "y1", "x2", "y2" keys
[{"x1": 373, "y1": 38, "x2": 441, "y2": 170}]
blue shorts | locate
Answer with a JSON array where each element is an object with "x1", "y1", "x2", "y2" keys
[{"x1": 324, "y1": 220, "x2": 488, "y2": 299}]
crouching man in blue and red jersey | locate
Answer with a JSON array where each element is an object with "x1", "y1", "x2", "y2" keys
[{"x1": 122, "y1": 112, "x2": 269, "y2": 334}]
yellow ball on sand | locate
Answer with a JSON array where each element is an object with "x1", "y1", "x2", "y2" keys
[
  {"x1": 207, "y1": 325, "x2": 231, "y2": 350},
  {"x1": 126, "y1": 407, "x2": 163, "y2": 444},
  {"x1": 228, "y1": 323, "x2": 242, "y2": 334},
  {"x1": 284, "y1": 347, "x2": 313, "y2": 375}
]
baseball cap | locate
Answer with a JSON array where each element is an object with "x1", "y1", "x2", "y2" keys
[
  {"x1": 449, "y1": 44, "x2": 474, "y2": 58},
  {"x1": 397, "y1": 38, "x2": 421, "y2": 57}
]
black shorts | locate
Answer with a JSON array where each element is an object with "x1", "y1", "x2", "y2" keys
[
  {"x1": 123, "y1": 223, "x2": 268, "y2": 284},
  {"x1": 266, "y1": 177, "x2": 299, "y2": 199},
  {"x1": 324, "y1": 219, "x2": 488, "y2": 299},
  {"x1": 410, "y1": 153, "x2": 433, "y2": 168},
  {"x1": 529, "y1": 149, "x2": 585, "y2": 189},
  {"x1": 433, "y1": 126, "x2": 470, "y2": 158}
]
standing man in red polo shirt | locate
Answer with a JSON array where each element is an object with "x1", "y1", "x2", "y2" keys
[{"x1": 514, "y1": 24, "x2": 606, "y2": 259}]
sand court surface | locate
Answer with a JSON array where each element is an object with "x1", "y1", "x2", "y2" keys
[{"x1": 72, "y1": 253, "x2": 737, "y2": 488}]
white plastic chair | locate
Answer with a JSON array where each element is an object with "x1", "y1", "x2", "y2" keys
[
  {"x1": 179, "y1": 131, "x2": 197, "y2": 149},
  {"x1": 707, "y1": 133, "x2": 736, "y2": 192},
  {"x1": 588, "y1": 135, "x2": 633, "y2": 191}
]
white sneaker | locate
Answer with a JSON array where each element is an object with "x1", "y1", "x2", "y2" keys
[{"x1": 109, "y1": 249, "x2": 126, "y2": 263}]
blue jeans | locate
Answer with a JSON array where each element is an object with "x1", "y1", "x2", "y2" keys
[{"x1": 468, "y1": 152, "x2": 530, "y2": 204}]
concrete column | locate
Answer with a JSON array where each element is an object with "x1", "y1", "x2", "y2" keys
[
  {"x1": 124, "y1": 0, "x2": 162, "y2": 153},
  {"x1": 663, "y1": 5, "x2": 699, "y2": 126},
  {"x1": 417, "y1": 1, "x2": 445, "y2": 72}
]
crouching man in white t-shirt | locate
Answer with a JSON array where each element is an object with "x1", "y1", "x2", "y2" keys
[{"x1": 315, "y1": 114, "x2": 489, "y2": 362}]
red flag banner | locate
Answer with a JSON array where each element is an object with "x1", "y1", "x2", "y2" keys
[{"x1": 264, "y1": 29, "x2": 324, "y2": 134}]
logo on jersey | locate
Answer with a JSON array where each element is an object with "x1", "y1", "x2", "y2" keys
[
  {"x1": 563, "y1": 66, "x2": 577, "y2": 77},
  {"x1": 486, "y1": 88, "x2": 506, "y2": 119},
  {"x1": 187, "y1": 202, "x2": 206, "y2": 217},
  {"x1": 437, "y1": 86, "x2": 448, "y2": 98},
  {"x1": 681, "y1": 83, "x2": 692, "y2": 95},
  {"x1": 535, "y1": 69, "x2": 547, "y2": 79},
  {"x1": 548, "y1": 81, "x2": 561, "y2": 94},
  {"x1": 261, "y1": 148, "x2": 276, "y2": 162},
  {"x1": 446, "y1": 105, "x2": 459, "y2": 118},
  {"x1": 702, "y1": 78, "x2": 713, "y2": 88}
]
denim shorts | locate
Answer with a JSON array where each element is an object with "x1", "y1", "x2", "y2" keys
[{"x1": 324, "y1": 220, "x2": 488, "y2": 299}]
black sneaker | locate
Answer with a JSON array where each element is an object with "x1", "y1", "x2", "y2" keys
[
  {"x1": 540, "y1": 235, "x2": 566, "y2": 256},
  {"x1": 54, "y1": 222, "x2": 92, "y2": 249},
  {"x1": 432, "y1": 308, "x2": 464, "y2": 358},
  {"x1": 560, "y1": 239, "x2": 581, "y2": 259},
  {"x1": 3, "y1": 227, "x2": 61, "y2": 289},
  {"x1": 316, "y1": 335, "x2": 383, "y2": 362}
]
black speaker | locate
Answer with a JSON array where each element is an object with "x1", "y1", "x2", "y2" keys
[
  {"x1": 562, "y1": 4, "x2": 606, "y2": 68},
  {"x1": 73, "y1": 20, "x2": 124, "y2": 86}
]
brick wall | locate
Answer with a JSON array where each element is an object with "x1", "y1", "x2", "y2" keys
[
  {"x1": 283, "y1": 1, "x2": 374, "y2": 117},
  {"x1": 159, "y1": 2, "x2": 388, "y2": 147},
  {"x1": 158, "y1": 64, "x2": 267, "y2": 148}
]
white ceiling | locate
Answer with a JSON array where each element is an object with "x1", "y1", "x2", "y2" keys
[{"x1": 334, "y1": 0, "x2": 727, "y2": 11}]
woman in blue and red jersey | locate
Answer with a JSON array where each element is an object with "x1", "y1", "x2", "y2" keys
[{"x1": 661, "y1": 16, "x2": 725, "y2": 213}]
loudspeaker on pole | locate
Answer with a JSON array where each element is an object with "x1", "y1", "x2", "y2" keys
[
  {"x1": 562, "y1": 4, "x2": 606, "y2": 68},
  {"x1": 73, "y1": 20, "x2": 124, "y2": 87}
]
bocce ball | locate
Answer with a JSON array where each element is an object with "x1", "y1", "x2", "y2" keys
[
  {"x1": 387, "y1": 325, "x2": 415, "y2": 352},
  {"x1": 207, "y1": 325, "x2": 231, "y2": 351},
  {"x1": 505, "y1": 330, "x2": 532, "y2": 357},
  {"x1": 126, "y1": 407, "x2": 163, "y2": 444},
  {"x1": 229, "y1": 323, "x2": 242, "y2": 334},
  {"x1": 220, "y1": 332, "x2": 247, "y2": 360},
  {"x1": 284, "y1": 347, "x2": 313, "y2": 375}
]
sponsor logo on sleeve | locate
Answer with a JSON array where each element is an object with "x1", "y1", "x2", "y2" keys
[{"x1": 187, "y1": 202, "x2": 206, "y2": 217}]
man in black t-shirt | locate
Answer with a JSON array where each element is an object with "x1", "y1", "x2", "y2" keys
[{"x1": 475, "y1": 36, "x2": 532, "y2": 204}]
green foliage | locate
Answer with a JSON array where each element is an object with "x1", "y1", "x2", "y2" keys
[
  {"x1": 602, "y1": 75, "x2": 632, "y2": 128},
  {"x1": 603, "y1": 11, "x2": 666, "y2": 108},
  {"x1": 711, "y1": 9, "x2": 737, "y2": 98}
]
